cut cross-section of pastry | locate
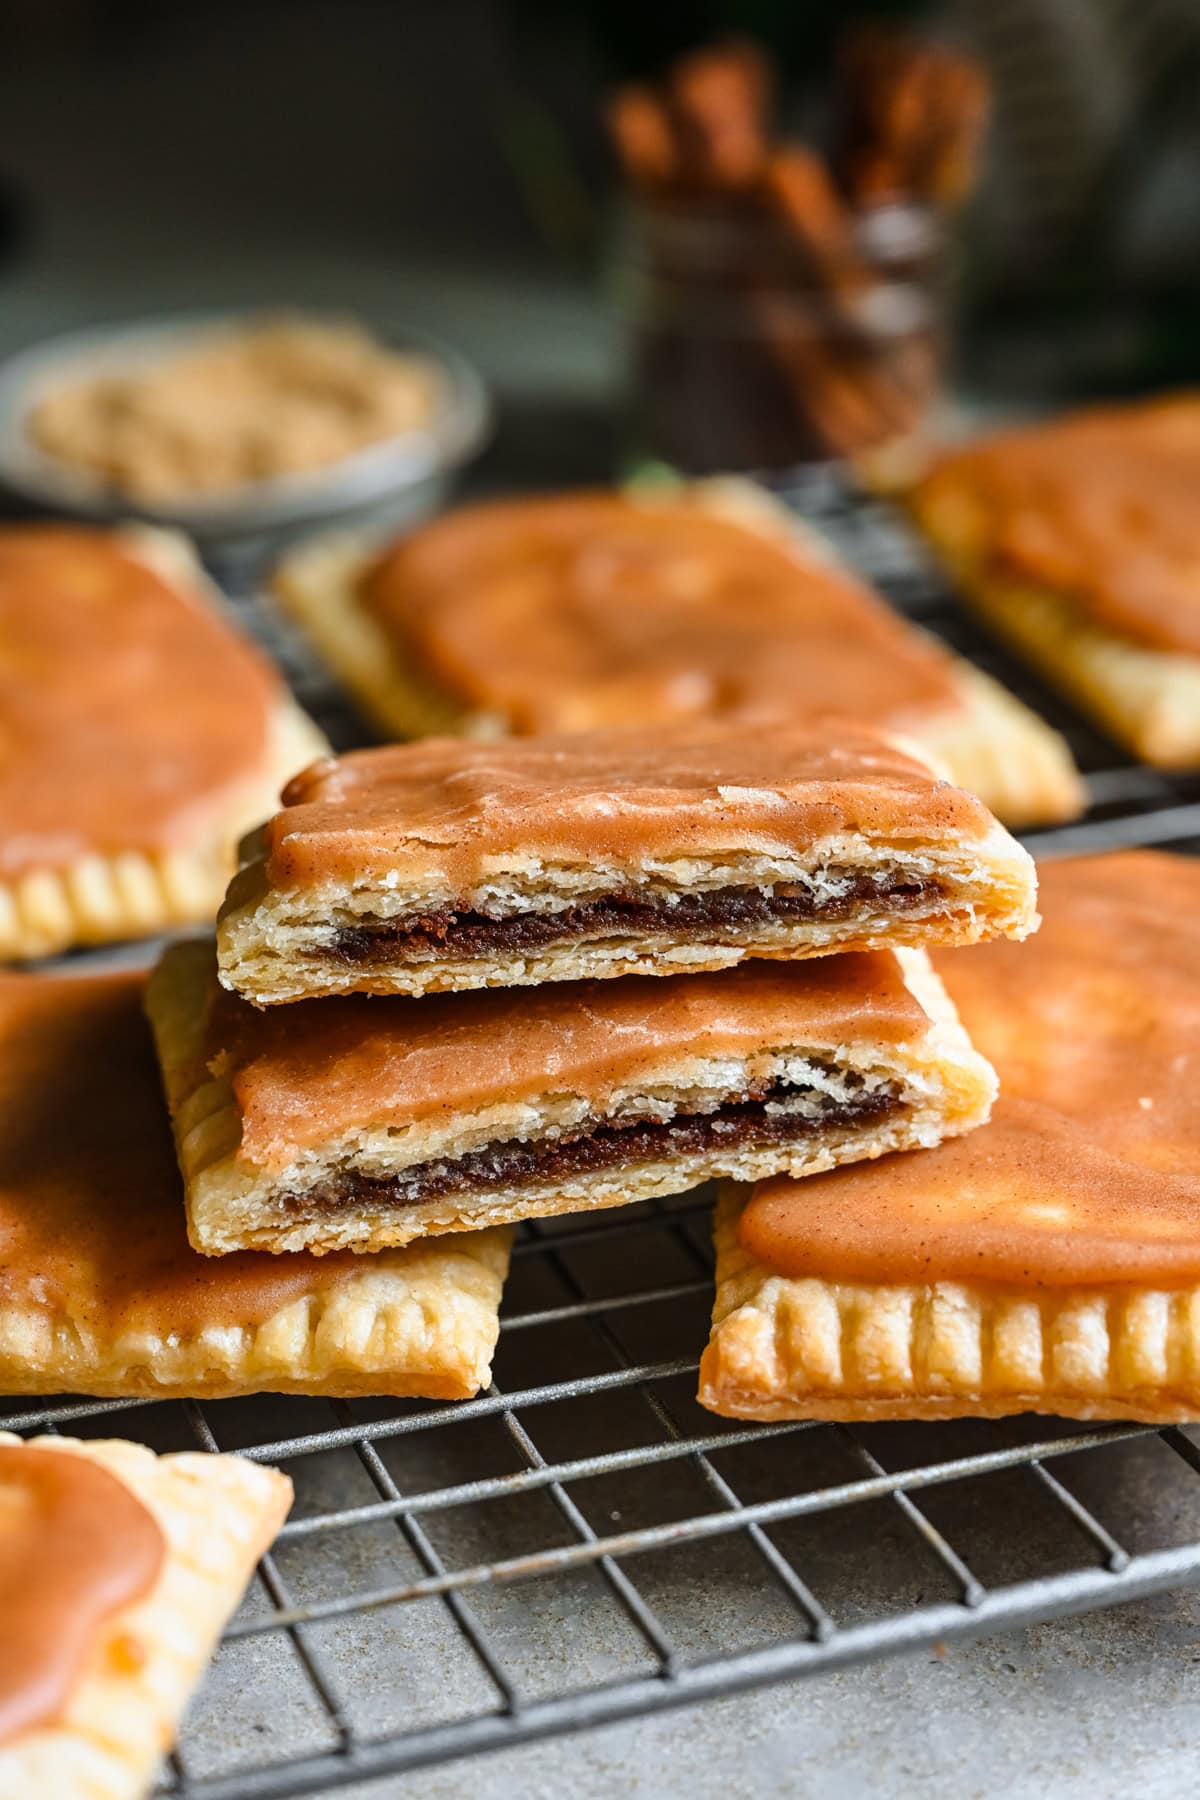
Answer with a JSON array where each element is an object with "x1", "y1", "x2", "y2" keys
[
  {"x1": 148, "y1": 936, "x2": 996, "y2": 1256},
  {"x1": 0, "y1": 968, "x2": 510, "y2": 1398},
  {"x1": 0, "y1": 1432, "x2": 291, "y2": 1800},
  {"x1": 0, "y1": 523, "x2": 326, "y2": 961},
  {"x1": 701, "y1": 849, "x2": 1200, "y2": 1425},
  {"x1": 909, "y1": 395, "x2": 1200, "y2": 766},
  {"x1": 216, "y1": 720, "x2": 1037, "y2": 1004},
  {"x1": 272, "y1": 481, "x2": 1083, "y2": 827}
]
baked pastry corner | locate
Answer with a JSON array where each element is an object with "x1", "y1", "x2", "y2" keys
[{"x1": 0, "y1": 1433, "x2": 291, "y2": 1800}]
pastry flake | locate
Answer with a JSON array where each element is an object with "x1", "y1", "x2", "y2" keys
[
  {"x1": 0, "y1": 1432, "x2": 290, "y2": 1800},
  {"x1": 272, "y1": 482, "x2": 1083, "y2": 827},
  {"x1": 0, "y1": 968, "x2": 510, "y2": 1398},
  {"x1": 147, "y1": 934, "x2": 996, "y2": 1256},
  {"x1": 909, "y1": 396, "x2": 1200, "y2": 766},
  {"x1": 0, "y1": 524, "x2": 326, "y2": 961},
  {"x1": 216, "y1": 719, "x2": 1037, "y2": 1004},
  {"x1": 701, "y1": 849, "x2": 1200, "y2": 1423}
]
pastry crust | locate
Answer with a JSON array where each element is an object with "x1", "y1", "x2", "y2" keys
[
  {"x1": 701, "y1": 1186, "x2": 1200, "y2": 1424},
  {"x1": 909, "y1": 409, "x2": 1200, "y2": 767},
  {"x1": 910, "y1": 482, "x2": 1200, "y2": 765},
  {"x1": 700, "y1": 851, "x2": 1200, "y2": 1425},
  {"x1": 147, "y1": 936, "x2": 996, "y2": 1256},
  {"x1": 0, "y1": 968, "x2": 510, "y2": 1399},
  {"x1": 0, "y1": 1433, "x2": 291, "y2": 1800},
  {"x1": 902, "y1": 658, "x2": 1085, "y2": 832},
  {"x1": 271, "y1": 481, "x2": 1083, "y2": 828},
  {"x1": 274, "y1": 527, "x2": 466, "y2": 740},
  {"x1": 215, "y1": 724, "x2": 1037, "y2": 1005},
  {"x1": 0, "y1": 527, "x2": 327, "y2": 962},
  {"x1": 0, "y1": 1227, "x2": 511, "y2": 1401},
  {"x1": 0, "y1": 701, "x2": 322, "y2": 964}
]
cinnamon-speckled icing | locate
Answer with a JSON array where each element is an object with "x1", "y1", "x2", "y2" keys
[
  {"x1": 360, "y1": 491, "x2": 963, "y2": 731},
  {"x1": 262, "y1": 720, "x2": 991, "y2": 888},
  {"x1": 741, "y1": 851, "x2": 1200, "y2": 1286},
  {"x1": 0, "y1": 527, "x2": 277, "y2": 878}
]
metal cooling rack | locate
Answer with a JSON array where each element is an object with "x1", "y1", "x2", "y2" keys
[{"x1": 11, "y1": 478, "x2": 1200, "y2": 1798}]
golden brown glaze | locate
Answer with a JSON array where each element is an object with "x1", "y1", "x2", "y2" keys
[
  {"x1": 917, "y1": 397, "x2": 1200, "y2": 657},
  {"x1": 263, "y1": 721, "x2": 993, "y2": 889},
  {"x1": 741, "y1": 1098, "x2": 1200, "y2": 1287},
  {"x1": 360, "y1": 492, "x2": 963, "y2": 733},
  {"x1": 0, "y1": 528, "x2": 278, "y2": 879},
  {"x1": 208, "y1": 952, "x2": 931, "y2": 1167},
  {"x1": 0, "y1": 972, "x2": 359, "y2": 1330},
  {"x1": 0, "y1": 1445, "x2": 164, "y2": 1745},
  {"x1": 740, "y1": 850, "x2": 1200, "y2": 1286}
]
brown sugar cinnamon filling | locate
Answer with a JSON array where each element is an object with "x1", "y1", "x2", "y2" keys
[
  {"x1": 318, "y1": 874, "x2": 947, "y2": 968},
  {"x1": 278, "y1": 1082, "x2": 904, "y2": 1215}
]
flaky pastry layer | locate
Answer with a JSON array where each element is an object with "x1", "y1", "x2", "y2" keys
[
  {"x1": 0, "y1": 1434, "x2": 291, "y2": 1800},
  {"x1": 909, "y1": 483, "x2": 1200, "y2": 766},
  {"x1": 218, "y1": 826, "x2": 1037, "y2": 1005},
  {"x1": 1, "y1": 528, "x2": 327, "y2": 961},
  {"x1": 700, "y1": 1188, "x2": 1200, "y2": 1424},
  {"x1": 148, "y1": 940, "x2": 996, "y2": 1255},
  {"x1": 271, "y1": 482, "x2": 1083, "y2": 828}
]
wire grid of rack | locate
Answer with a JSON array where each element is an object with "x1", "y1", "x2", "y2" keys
[{"x1": 10, "y1": 473, "x2": 1200, "y2": 1799}]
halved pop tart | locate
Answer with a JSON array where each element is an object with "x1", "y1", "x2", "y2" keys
[
  {"x1": 216, "y1": 721, "x2": 1036, "y2": 1005},
  {"x1": 147, "y1": 936, "x2": 995, "y2": 1256}
]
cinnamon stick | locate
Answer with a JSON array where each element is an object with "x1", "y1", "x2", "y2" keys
[
  {"x1": 667, "y1": 38, "x2": 773, "y2": 191},
  {"x1": 608, "y1": 84, "x2": 684, "y2": 197}
]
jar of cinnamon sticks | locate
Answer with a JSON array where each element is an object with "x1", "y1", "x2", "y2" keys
[{"x1": 607, "y1": 32, "x2": 989, "y2": 477}]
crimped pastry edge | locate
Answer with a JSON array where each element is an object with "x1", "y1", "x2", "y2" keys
[
  {"x1": 147, "y1": 939, "x2": 995, "y2": 1255},
  {"x1": 700, "y1": 1186, "x2": 1200, "y2": 1424},
  {"x1": 0, "y1": 1432, "x2": 291, "y2": 1800},
  {"x1": 908, "y1": 483, "x2": 1200, "y2": 767},
  {"x1": 0, "y1": 1228, "x2": 511, "y2": 1399},
  {"x1": 1, "y1": 527, "x2": 328, "y2": 961},
  {"x1": 270, "y1": 479, "x2": 1083, "y2": 826}
]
